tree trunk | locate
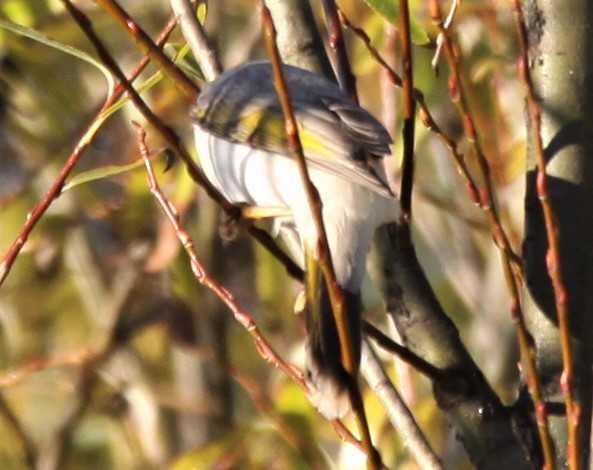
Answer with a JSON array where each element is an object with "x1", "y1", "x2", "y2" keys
[{"x1": 523, "y1": 0, "x2": 593, "y2": 466}]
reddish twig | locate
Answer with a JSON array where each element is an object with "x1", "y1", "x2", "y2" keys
[
  {"x1": 398, "y1": 0, "x2": 417, "y2": 218},
  {"x1": 431, "y1": 0, "x2": 459, "y2": 75},
  {"x1": 260, "y1": 5, "x2": 381, "y2": 469},
  {"x1": 0, "y1": 348, "x2": 94, "y2": 388},
  {"x1": 62, "y1": 0, "x2": 232, "y2": 210},
  {"x1": 135, "y1": 123, "x2": 375, "y2": 461},
  {"x1": 137, "y1": 121, "x2": 302, "y2": 382},
  {"x1": 427, "y1": 1, "x2": 518, "y2": 265},
  {"x1": 511, "y1": 1, "x2": 575, "y2": 467},
  {"x1": 95, "y1": 0, "x2": 198, "y2": 101},
  {"x1": 231, "y1": 368, "x2": 311, "y2": 454},
  {"x1": 338, "y1": 9, "x2": 490, "y2": 254},
  {"x1": 428, "y1": 1, "x2": 555, "y2": 467},
  {"x1": 0, "y1": 16, "x2": 179, "y2": 289}
]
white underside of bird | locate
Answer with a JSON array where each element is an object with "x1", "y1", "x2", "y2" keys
[{"x1": 194, "y1": 127, "x2": 397, "y2": 291}]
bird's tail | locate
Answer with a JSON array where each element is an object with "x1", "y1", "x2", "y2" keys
[{"x1": 303, "y1": 247, "x2": 362, "y2": 420}]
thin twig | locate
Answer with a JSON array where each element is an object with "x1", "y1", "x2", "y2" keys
[
  {"x1": 135, "y1": 121, "x2": 303, "y2": 378},
  {"x1": 431, "y1": 0, "x2": 459, "y2": 75},
  {"x1": 398, "y1": 0, "x2": 417, "y2": 218},
  {"x1": 427, "y1": 1, "x2": 519, "y2": 268},
  {"x1": 136, "y1": 123, "x2": 375, "y2": 461},
  {"x1": 363, "y1": 322, "x2": 444, "y2": 381},
  {"x1": 428, "y1": 1, "x2": 555, "y2": 467},
  {"x1": 0, "y1": 15, "x2": 178, "y2": 289},
  {"x1": 511, "y1": 1, "x2": 575, "y2": 468},
  {"x1": 169, "y1": 0, "x2": 222, "y2": 82},
  {"x1": 0, "y1": 348, "x2": 94, "y2": 388},
  {"x1": 247, "y1": 226, "x2": 304, "y2": 280},
  {"x1": 231, "y1": 368, "x2": 311, "y2": 455},
  {"x1": 260, "y1": 5, "x2": 381, "y2": 469},
  {"x1": 361, "y1": 342, "x2": 443, "y2": 470},
  {"x1": 95, "y1": 0, "x2": 198, "y2": 100}
]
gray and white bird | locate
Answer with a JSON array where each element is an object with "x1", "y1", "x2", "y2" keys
[{"x1": 192, "y1": 62, "x2": 399, "y2": 419}]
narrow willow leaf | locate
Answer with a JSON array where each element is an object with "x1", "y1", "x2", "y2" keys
[
  {"x1": 363, "y1": 0, "x2": 430, "y2": 45},
  {"x1": 0, "y1": 18, "x2": 115, "y2": 94},
  {"x1": 62, "y1": 158, "x2": 157, "y2": 193},
  {"x1": 99, "y1": 43, "x2": 193, "y2": 121}
]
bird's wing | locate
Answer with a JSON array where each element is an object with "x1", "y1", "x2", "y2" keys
[
  {"x1": 191, "y1": 61, "x2": 394, "y2": 197},
  {"x1": 192, "y1": 98, "x2": 394, "y2": 197}
]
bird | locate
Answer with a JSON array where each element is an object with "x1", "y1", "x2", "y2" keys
[{"x1": 191, "y1": 61, "x2": 400, "y2": 419}]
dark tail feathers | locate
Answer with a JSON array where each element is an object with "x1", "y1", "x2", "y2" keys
[{"x1": 304, "y1": 277, "x2": 361, "y2": 419}]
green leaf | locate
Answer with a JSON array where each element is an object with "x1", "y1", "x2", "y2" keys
[
  {"x1": 363, "y1": 0, "x2": 430, "y2": 45},
  {"x1": 0, "y1": 18, "x2": 115, "y2": 94},
  {"x1": 62, "y1": 158, "x2": 151, "y2": 193},
  {"x1": 97, "y1": 43, "x2": 193, "y2": 122}
]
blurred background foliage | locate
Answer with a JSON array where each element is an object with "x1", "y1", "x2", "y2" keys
[{"x1": 0, "y1": 0, "x2": 526, "y2": 468}]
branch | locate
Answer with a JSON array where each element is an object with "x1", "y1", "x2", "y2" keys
[
  {"x1": 320, "y1": 0, "x2": 357, "y2": 98},
  {"x1": 95, "y1": 0, "x2": 198, "y2": 100},
  {"x1": 169, "y1": 0, "x2": 222, "y2": 82},
  {"x1": 263, "y1": 0, "x2": 334, "y2": 78},
  {"x1": 427, "y1": 1, "x2": 554, "y2": 465},
  {"x1": 260, "y1": 6, "x2": 380, "y2": 468},
  {"x1": 361, "y1": 341, "x2": 442, "y2": 470},
  {"x1": 363, "y1": 321, "x2": 444, "y2": 381},
  {"x1": 371, "y1": 224, "x2": 534, "y2": 467},
  {"x1": 0, "y1": 393, "x2": 36, "y2": 467},
  {"x1": 0, "y1": 15, "x2": 178, "y2": 288},
  {"x1": 397, "y1": 0, "x2": 417, "y2": 218},
  {"x1": 136, "y1": 123, "x2": 376, "y2": 462},
  {"x1": 511, "y1": 2, "x2": 577, "y2": 467}
]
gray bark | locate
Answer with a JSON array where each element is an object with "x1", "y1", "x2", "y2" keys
[
  {"x1": 523, "y1": 0, "x2": 593, "y2": 467},
  {"x1": 264, "y1": 0, "x2": 335, "y2": 79},
  {"x1": 372, "y1": 226, "x2": 534, "y2": 468}
]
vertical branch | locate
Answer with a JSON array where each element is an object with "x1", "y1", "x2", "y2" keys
[
  {"x1": 510, "y1": 4, "x2": 576, "y2": 467},
  {"x1": 260, "y1": 5, "x2": 381, "y2": 469},
  {"x1": 263, "y1": 0, "x2": 335, "y2": 78},
  {"x1": 428, "y1": 1, "x2": 555, "y2": 467},
  {"x1": 398, "y1": 0, "x2": 416, "y2": 218},
  {"x1": 320, "y1": 0, "x2": 358, "y2": 100},
  {"x1": 169, "y1": 0, "x2": 222, "y2": 82},
  {"x1": 513, "y1": 1, "x2": 593, "y2": 468}
]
